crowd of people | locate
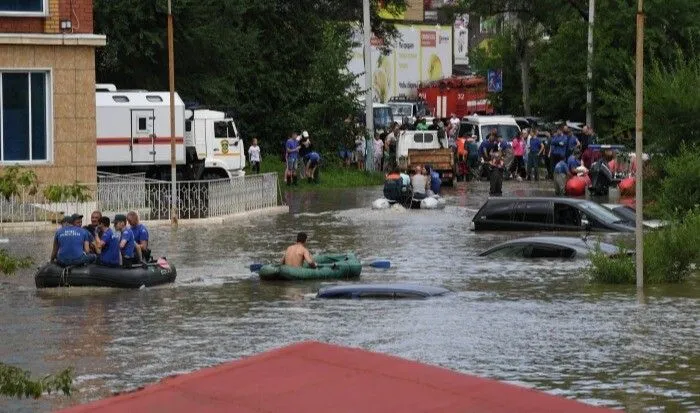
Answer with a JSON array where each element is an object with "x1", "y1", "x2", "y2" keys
[
  {"x1": 284, "y1": 131, "x2": 321, "y2": 185},
  {"x1": 51, "y1": 210, "x2": 151, "y2": 268}
]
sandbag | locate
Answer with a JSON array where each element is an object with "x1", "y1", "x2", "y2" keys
[
  {"x1": 421, "y1": 197, "x2": 439, "y2": 209},
  {"x1": 372, "y1": 198, "x2": 391, "y2": 210}
]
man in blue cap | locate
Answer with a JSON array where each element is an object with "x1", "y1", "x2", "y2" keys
[{"x1": 50, "y1": 213, "x2": 95, "y2": 266}]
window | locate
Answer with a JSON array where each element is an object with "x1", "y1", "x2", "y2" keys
[
  {"x1": 518, "y1": 201, "x2": 552, "y2": 224},
  {"x1": 423, "y1": 133, "x2": 434, "y2": 143},
  {"x1": 480, "y1": 125, "x2": 520, "y2": 141},
  {"x1": 1, "y1": 72, "x2": 50, "y2": 163},
  {"x1": 137, "y1": 118, "x2": 147, "y2": 131},
  {"x1": 146, "y1": 95, "x2": 163, "y2": 102},
  {"x1": 553, "y1": 203, "x2": 582, "y2": 226},
  {"x1": 214, "y1": 121, "x2": 234, "y2": 139},
  {"x1": 481, "y1": 201, "x2": 513, "y2": 221},
  {"x1": 0, "y1": 0, "x2": 45, "y2": 14},
  {"x1": 112, "y1": 96, "x2": 129, "y2": 103},
  {"x1": 413, "y1": 133, "x2": 424, "y2": 143},
  {"x1": 185, "y1": 120, "x2": 192, "y2": 132},
  {"x1": 458, "y1": 122, "x2": 474, "y2": 138}
]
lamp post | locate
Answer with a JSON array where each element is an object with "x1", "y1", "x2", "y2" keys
[
  {"x1": 363, "y1": 0, "x2": 374, "y2": 170},
  {"x1": 585, "y1": 0, "x2": 595, "y2": 127},
  {"x1": 634, "y1": 0, "x2": 645, "y2": 289},
  {"x1": 167, "y1": 0, "x2": 177, "y2": 225}
]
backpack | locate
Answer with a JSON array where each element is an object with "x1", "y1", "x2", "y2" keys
[{"x1": 383, "y1": 178, "x2": 409, "y2": 203}]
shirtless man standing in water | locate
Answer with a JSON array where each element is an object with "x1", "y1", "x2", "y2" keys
[{"x1": 282, "y1": 232, "x2": 317, "y2": 268}]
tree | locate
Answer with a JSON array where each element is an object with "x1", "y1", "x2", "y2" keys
[
  {"x1": 94, "y1": 0, "x2": 406, "y2": 154},
  {"x1": 0, "y1": 167, "x2": 74, "y2": 399}
]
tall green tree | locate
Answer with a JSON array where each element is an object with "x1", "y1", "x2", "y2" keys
[{"x1": 94, "y1": 0, "x2": 406, "y2": 153}]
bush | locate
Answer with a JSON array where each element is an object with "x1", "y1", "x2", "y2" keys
[
  {"x1": 589, "y1": 209, "x2": 700, "y2": 284},
  {"x1": 656, "y1": 146, "x2": 700, "y2": 219}
]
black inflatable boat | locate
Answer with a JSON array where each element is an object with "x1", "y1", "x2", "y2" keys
[{"x1": 34, "y1": 258, "x2": 177, "y2": 289}]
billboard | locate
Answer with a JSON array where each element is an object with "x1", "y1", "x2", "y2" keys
[
  {"x1": 453, "y1": 14, "x2": 469, "y2": 65},
  {"x1": 349, "y1": 24, "x2": 453, "y2": 103}
]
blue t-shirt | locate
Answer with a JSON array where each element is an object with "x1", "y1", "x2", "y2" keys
[
  {"x1": 529, "y1": 137, "x2": 542, "y2": 154},
  {"x1": 131, "y1": 223, "x2": 149, "y2": 246},
  {"x1": 478, "y1": 141, "x2": 492, "y2": 157},
  {"x1": 307, "y1": 151, "x2": 320, "y2": 162},
  {"x1": 550, "y1": 134, "x2": 567, "y2": 157},
  {"x1": 99, "y1": 228, "x2": 121, "y2": 266},
  {"x1": 566, "y1": 135, "x2": 579, "y2": 152},
  {"x1": 554, "y1": 160, "x2": 569, "y2": 174},
  {"x1": 567, "y1": 155, "x2": 581, "y2": 172},
  {"x1": 55, "y1": 226, "x2": 89, "y2": 263},
  {"x1": 499, "y1": 140, "x2": 510, "y2": 152},
  {"x1": 121, "y1": 228, "x2": 136, "y2": 258},
  {"x1": 430, "y1": 171, "x2": 441, "y2": 194},
  {"x1": 286, "y1": 139, "x2": 299, "y2": 160}
]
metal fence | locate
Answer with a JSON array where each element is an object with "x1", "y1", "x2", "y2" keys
[{"x1": 0, "y1": 172, "x2": 279, "y2": 226}]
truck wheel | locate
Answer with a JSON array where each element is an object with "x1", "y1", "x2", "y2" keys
[{"x1": 202, "y1": 170, "x2": 226, "y2": 181}]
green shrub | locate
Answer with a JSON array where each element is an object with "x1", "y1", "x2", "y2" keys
[
  {"x1": 656, "y1": 146, "x2": 700, "y2": 219},
  {"x1": 590, "y1": 209, "x2": 700, "y2": 284}
]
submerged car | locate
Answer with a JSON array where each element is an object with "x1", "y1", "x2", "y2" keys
[
  {"x1": 478, "y1": 236, "x2": 622, "y2": 259},
  {"x1": 602, "y1": 204, "x2": 668, "y2": 229},
  {"x1": 317, "y1": 284, "x2": 450, "y2": 299},
  {"x1": 471, "y1": 197, "x2": 635, "y2": 232}
]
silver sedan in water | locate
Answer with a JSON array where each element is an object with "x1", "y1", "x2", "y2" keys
[{"x1": 478, "y1": 236, "x2": 625, "y2": 259}]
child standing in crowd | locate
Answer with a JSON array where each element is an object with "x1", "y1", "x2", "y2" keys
[{"x1": 248, "y1": 138, "x2": 261, "y2": 174}]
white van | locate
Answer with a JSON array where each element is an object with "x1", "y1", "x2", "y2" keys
[{"x1": 458, "y1": 115, "x2": 521, "y2": 142}]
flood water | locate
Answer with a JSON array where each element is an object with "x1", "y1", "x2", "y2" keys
[{"x1": 1, "y1": 181, "x2": 698, "y2": 412}]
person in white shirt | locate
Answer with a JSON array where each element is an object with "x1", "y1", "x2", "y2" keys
[{"x1": 248, "y1": 138, "x2": 261, "y2": 174}]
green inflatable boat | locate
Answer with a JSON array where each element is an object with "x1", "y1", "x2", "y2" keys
[{"x1": 258, "y1": 253, "x2": 362, "y2": 281}]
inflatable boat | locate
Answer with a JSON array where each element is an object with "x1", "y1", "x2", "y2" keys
[
  {"x1": 34, "y1": 258, "x2": 177, "y2": 289},
  {"x1": 258, "y1": 253, "x2": 362, "y2": 281}
]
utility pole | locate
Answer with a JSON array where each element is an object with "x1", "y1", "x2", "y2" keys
[
  {"x1": 585, "y1": 0, "x2": 595, "y2": 127},
  {"x1": 363, "y1": 0, "x2": 374, "y2": 170},
  {"x1": 167, "y1": 0, "x2": 178, "y2": 225},
  {"x1": 634, "y1": 0, "x2": 645, "y2": 289}
]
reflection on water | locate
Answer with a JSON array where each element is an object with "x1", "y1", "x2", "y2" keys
[{"x1": 0, "y1": 180, "x2": 698, "y2": 412}]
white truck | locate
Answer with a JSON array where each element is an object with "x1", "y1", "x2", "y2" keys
[{"x1": 95, "y1": 84, "x2": 245, "y2": 180}]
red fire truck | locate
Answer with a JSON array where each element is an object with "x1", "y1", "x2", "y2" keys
[{"x1": 417, "y1": 76, "x2": 494, "y2": 118}]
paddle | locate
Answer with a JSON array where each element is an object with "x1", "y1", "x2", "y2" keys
[{"x1": 249, "y1": 259, "x2": 391, "y2": 273}]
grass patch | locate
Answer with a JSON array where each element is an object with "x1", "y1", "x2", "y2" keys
[
  {"x1": 252, "y1": 157, "x2": 385, "y2": 192},
  {"x1": 589, "y1": 209, "x2": 700, "y2": 284}
]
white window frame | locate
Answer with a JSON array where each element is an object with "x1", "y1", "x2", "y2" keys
[
  {"x1": 0, "y1": 0, "x2": 48, "y2": 17},
  {"x1": 0, "y1": 69, "x2": 53, "y2": 165}
]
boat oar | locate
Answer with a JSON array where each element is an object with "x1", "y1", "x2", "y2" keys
[
  {"x1": 249, "y1": 259, "x2": 390, "y2": 273},
  {"x1": 367, "y1": 259, "x2": 391, "y2": 269}
]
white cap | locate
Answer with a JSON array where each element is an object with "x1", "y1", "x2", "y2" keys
[{"x1": 302, "y1": 131, "x2": 309, "y2": 138}]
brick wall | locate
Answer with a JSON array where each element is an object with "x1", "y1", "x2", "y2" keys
[
  {"x1": 0, "y1": 0, "x2": 93, "y2": 35},
  {"x1": 0, "y1": 18, "x2": 44, "y2": 33}
]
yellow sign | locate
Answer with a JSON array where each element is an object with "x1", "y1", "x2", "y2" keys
[
  {"x1": 378, "y1": 5, "x2": 405, "y2": 20},
  {"x1": 221, "y1": 140, "x2": 229, "y2": 154}
]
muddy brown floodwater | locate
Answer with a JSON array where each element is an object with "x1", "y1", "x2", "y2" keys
[{"x1": 0, "y1": 180, "x2": 698, "y2": 412}]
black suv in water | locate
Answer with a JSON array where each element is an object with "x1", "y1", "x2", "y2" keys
[{"x1": 471, "y1": 197, "x2": 635, "y2": 232}]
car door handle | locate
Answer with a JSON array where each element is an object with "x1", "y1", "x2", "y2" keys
[
  {"x1": 213, "y1": 148, "x2": 220, "y2": 152},
  {"x1": 133, "y1": 138, "x2": 139, "y2": 144},
  {"x1": 149, "y1": 151, "x2": 156, "y2": 155}
]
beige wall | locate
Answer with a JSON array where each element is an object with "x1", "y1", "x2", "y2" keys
[
  {"x1": 0, "y1": 44, "x2": 96, "y2": 185},
  {"x1": 405, "y1": 0, "x2": 425, "y2": 21}
]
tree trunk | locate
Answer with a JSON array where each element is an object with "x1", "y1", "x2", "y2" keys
[{"x1": 520, "y1": 54, "x2": 531, "y2": 116}]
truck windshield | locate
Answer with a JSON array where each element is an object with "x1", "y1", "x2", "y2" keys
[
  {"x1": 480, "y1": 125, "x2": 520, "y2": 141},
  {"x1": 374, "y1": 107, "x2": 394, "y2": 129},
  {"x1": 389, "y1": 104, "x2": 413, "y2": 117}
]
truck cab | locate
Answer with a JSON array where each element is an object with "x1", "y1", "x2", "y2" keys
[
  {"x1": 388, "y1": 96, "x2": 429, "y2": 126},
  {"x1": 396, "y1": 130, "x2": 455, "y2": 185},
  {"x1": 185, "y1": 109, "x2": 246, "y2": 179}
]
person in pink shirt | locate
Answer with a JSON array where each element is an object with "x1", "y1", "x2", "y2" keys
[{"x1": 509, "y1": 131, "x2": 526, "y2": 181}]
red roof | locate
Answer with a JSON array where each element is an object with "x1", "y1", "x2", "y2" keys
[{"x1": 58, "y1": 341, "x2": 614, "y2": 413}]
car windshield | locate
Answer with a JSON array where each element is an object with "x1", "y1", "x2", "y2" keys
[
  {"x1": 389, "y1": 104, "x2": 413, "y2": 117},
  {"x1": 481, "y1": 125, "x2": 520, "y2": 141},
  {"x1": 374, "y1": 107, "x2": 394, "y2": 129},
  {"x1": 580, "y1": 202, "x2": 626, "y2": 224}
]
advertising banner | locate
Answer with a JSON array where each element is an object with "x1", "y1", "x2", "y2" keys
[
  {"x1": 454, "y1": 14, "x2": 469, "y2": 65},
  {"x1": 349, "y1": 24, "x2": 452, "y2": 103}
]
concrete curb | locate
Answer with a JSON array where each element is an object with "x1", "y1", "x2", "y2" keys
[{"x1": 0, "y1": 205, "x2": 289, "y2": 234}]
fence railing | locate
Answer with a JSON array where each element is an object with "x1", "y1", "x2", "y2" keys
[{"x1": 0, "y1": 172, "x2": 279, "y2": 226}]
